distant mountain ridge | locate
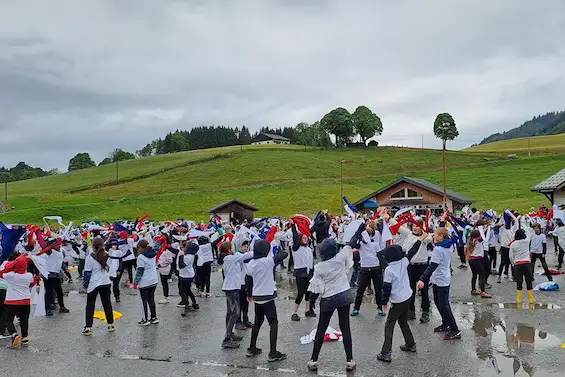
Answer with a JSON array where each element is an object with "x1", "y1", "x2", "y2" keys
[{"x1": 480, "y1": 111, "x2": 565, "y2": 145}]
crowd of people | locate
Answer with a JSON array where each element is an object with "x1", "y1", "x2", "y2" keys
[{"x1": 0, "y1": 203, "x2": 564, "y2": 371}]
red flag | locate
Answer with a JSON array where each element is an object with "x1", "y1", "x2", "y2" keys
[
  {"x1": 266, "y1": 226, "x2": 278, "y2": 243},
  {"x1": 425, "y1": 209, "x2": 431, "y2": 232},
  {"x1": 291, "y1": 215, "x2": 312, "y2": 238}
]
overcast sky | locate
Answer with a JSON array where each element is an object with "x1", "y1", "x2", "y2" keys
[{"x1": 1, "y1": 0, "x2": 564, "y2": 171}]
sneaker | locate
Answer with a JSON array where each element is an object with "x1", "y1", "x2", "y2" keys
[
  {"x1": 230, "y1": 334, "x2": 244, "y2": 341},
  {"x1": 484, "y1": 283, "x2": 493, "y2": 289},
  {"x1": 481, "y1": 292, "x2": 492, "y2": 298},
  {"x1": 471, "y1": 290, "x2": 481, "y2": 296},
  {"x1": 400, "y1": 344, "x2": 417, "y2": 353},
  {"x1": 350, "y1": 309, "x2": 360, "y2": 317},
  {"x1": 158, "y1": 298, "x2": 169, "y2": 304},
  {"x1": 366, "y1": 288, "x2": 374, "y2": 296},
  {"x1": 21, "y1": 337, "x2": 30, "y2": 345},
  {"x1": 291, "y1": 313, "x2": 300, "y2": 321},
  {"x1": 434, "y1": 324, "x2": 451, "y2": 333},
  {"x1": 345, "y1": 360, "x2": 356, "y2": 371},
  {"x1": 222, "y1": 339, "x2": 240, "y2": 349},
  {"x1": 377, "y1": 352, "x2": 392, "y2": 362},
  {"x1": 510, "y1": 276, "x2": 514, "y2": 282},
  {"x1": 68, "y1": 279, "x2": 73, "y2": 284},
  {"x1": 305, "y1": 310, "x2": 316, "y2": 318},
  {"x1": 138, "y1": 319, "x2": 151, "y2": 326},
  {"x1": 46, "y1": 310, "x2": 54, "y2": 317},
  {"x1": 115, "y1": 297, "x2": 121, "y2": 303},
  {"x1": 420, "y1": 311, "x2": 430, "y2": 324},
  {"x1": 10, "y1": 335, "x2": 21, "y2": 349},
  {"x1": 108, "y1": 325, "x2": 115, "y2": 332},
  {"x1": 244, "y1": 321, "x2": 253, "y2": 328},
  {"x1": 407, "y1": 310, "x2": 416, "y2": 320},
  {"x1": 458, "y1": 264, "x2": 468, "y2": 269},
  {"x1": 82, "y1": 327, "x2": 93, "y2": 336},
  {"x1": 150, "y1": 318, "x2": 159, "y2": 324},
  {"x1": 206, "y1": 293, "x2": 212, "y2": 298},
  {"x1": 0, "y1": 333, "x2": 11, "y2": 340},
  {"x1": 497, "y1": 276, "x2": 502, "y2": 284},
  {"x1": 176, "y1": 302, "x2": 188, "y2": 308},
  {"x1": 246, "y1": 347, "x2": 263, "y2": 357},
  {"x1": 192, "y1": 303, "x2": 200, "y2": 310},
  {"x1": 268, "y1": 351, "x2": 287, "y2": 362},
  {"x1": 307, "y1": 360, "x2": 319, "y2": 371},
  {"x1": 376, "y1": 309, "x2": 386, "y2": 317},
  {"x1": 59, "y1": 307, "x2": 70, "y2": 314},
  {"x1": 443, "y1": 330, "x2": 462, "y2": 340},
  {"x1": 235, "y1": 323, "x2": 248, "y2": 331}
]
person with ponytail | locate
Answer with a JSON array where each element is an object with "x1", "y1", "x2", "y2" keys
[
  {"x1": 82, "y1": 237, "x2": 114, "y2": 336},
  {"x1": 465, "y1": 230, "x2": 492, "y2": 298}
]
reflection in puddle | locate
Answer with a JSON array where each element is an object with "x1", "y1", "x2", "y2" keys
[
  {"x1": 460, "y1": 302, "x2": 562, "y2": 310},
  {"x1": 471, "y1": 309, "x2": 564, "y2": 376}
]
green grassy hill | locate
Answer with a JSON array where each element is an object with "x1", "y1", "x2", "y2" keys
[
  {"x1": 1, "y1": 144, "x2": 562, "y2": 223},
  {"x1": 465, "y1": 133, "x2": 565, "y2": 155}
]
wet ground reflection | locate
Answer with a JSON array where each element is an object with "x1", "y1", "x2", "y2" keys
[{"x1": 470, "y1": 309, "x2": 564, "y2": 376}]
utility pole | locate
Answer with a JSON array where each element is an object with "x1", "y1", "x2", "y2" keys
[
  {"x1": 421, "y1": 134, "x2": 424, "y2": 150},
  {"x1": 528, "y1": 138, "x2": 531, "y2": 157},
  {"x1": 4, "y1": 180, "x2": 7, "y2": 201},
  {"x1": 115, "y1": 160, "x2": 119, "y2": 184}
]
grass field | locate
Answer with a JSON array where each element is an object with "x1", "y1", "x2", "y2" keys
[
  {"x1": 0, "y1": 144, "x2": 562, "y2": 224},
  {"x1": 465, "y1": 133, "x2": 565, "y2": 154}
]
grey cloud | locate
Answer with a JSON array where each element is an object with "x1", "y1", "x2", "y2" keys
[{"x1": 0, "y1": 0, "x2": 564, "y2": 170}]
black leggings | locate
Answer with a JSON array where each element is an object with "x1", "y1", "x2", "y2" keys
[
  {"x1": 250, "y1": 300, "x2": 278, "y2": 354},
  {"x1": 160, "y1": 273, "x2": 170, "y2": 297},
  {"x1": 457, "y1": 245, "x2": 466, "y2": 264},
  {"x1": 498, "y1": 247, "x2": 512, "y2": 276},
  {"x1": 178, "y1": 277, "x2": 197, "y2": 306},
  {"x1": 514, "y1": 263, "x2": 533, "y2": 291},
  {"x1": 196, "y1": 262, "x2": 212, "y2": 293},
  {"x1": 559, "y1": 246, "x2": 565, "y2": 269},
  {"x1": 488, "y1": 247, "x2": 497, "y2": 269},
  {"x1": 85, "y1": 284, "x2": 113, "y2": 327},
  {"x1": 239, "y1": 286, "x2": 249, "y2": 322},
  {"x1": 111, "y1": 274, "x2": 122, "y2": 300},
  {"x1": 354, "y1": 268, "x2": 383, "y2": 310},
  {"x1": 4, "y1": 305, "x2": 30, "y2": 338},
  {"x1": 295, "y1": 275, "x2": 314, "y2": 305},
  {"x1": 122, "y1": 259, "x2": 137, "y2": 284},
  {"x1": 311, "y1": 305, "x2": 353, "y2": 362},
  {"x1": 45, "y1": 277, "x2": 65, "y2": 309},
  {"x1": 139, "y1": 285, "x2": 157, "y2": 320},
  {"x1": 469, "y1": 258, "x2": 487, "y2": 292},
  {"x1": 531, "y1": 254, "x2": 552, "y2": 281}
]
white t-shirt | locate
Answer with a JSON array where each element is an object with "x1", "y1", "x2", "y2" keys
[
  {"x1": 84, "y1": 254, "x2": 112, "y2": 293},
  {"x1": 178, "y1": 253, "x2": 195, "y2": 279},
  {"x1": 359, "y1": 231, "x2": 381, "y2": 268},
  {"x1": 383, "y1": 258, "x2": 413, "y2": 304},
  {"x1": 196, "y1": 243, "x2": 214, "y2": 266},
  {"x1": 2, "y1": 272, "x2": 34, "y2": 304},
  {"x1": 530, "y1": 233, "x2": 546, "y2": 254},
  {"x1": 308, "y1": 247, "x2": 353, "y2": 299},
  {"x1": 222, "y1": 252, "x2": 254, "y2": 291},
  {"x1": 136, "y1": 253, "x2": 159, "y2": 288},
  {"x1": 430, "y1": 244, "x2": 453, "y2": 287}
]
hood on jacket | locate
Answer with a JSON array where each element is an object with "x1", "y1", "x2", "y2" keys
[
  {"x1": 383, "y1": 245, "x2": 404, "y2": 263},
  {"x1": 2, "y1": 255, "x2": 29, "y2": 274},
  {"x1": 141, "y1": 250, "x2": 156, "y2": 258},
  {"x1": 253, "y1": 239, "x2": 271, "y2": 259},
  {"x1": 435, "y1": 238, "x2": 454, "y2": 248},
  {"x1": 318, "y1": 238, "x2": 337, "y2": 261},
  {"x1": 186, "y1": 242, "x2": 199, "y2": 255},
  {"x1": 197, "y1": 236, "x2": 210, "y2": 245}
]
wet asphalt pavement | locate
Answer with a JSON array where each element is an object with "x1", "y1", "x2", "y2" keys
[{"x1": 2, "y1": 252, "x2": 565, "y2": 377}]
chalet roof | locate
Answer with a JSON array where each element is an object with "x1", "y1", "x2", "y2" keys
[
  {"x1": 254, "y1": 133, "x2": 290, "y2": 141},
  {"x1": 209, "y1": 199, "x2": 258, "y2": 213},
  {"x1": 531, "y1": 168, "x2": 565, "y2": 192},
  {"x1": 353, "y1": 176, "x2": 474, "y2": 206}
]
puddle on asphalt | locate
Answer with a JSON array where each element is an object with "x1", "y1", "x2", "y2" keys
[
  {"x1": 470, "y1": 309, "x2": 564, "y2": 376},
  {"x1": 460, "y1": 302, "x2": 562, "y2": 310}
]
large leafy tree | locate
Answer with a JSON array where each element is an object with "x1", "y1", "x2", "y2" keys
[
  {"x1": 110, "y1": 149, "x2": 136, "y2": 162},
  {"x1": 98, "y1": 158, "x2": 112, "y2": 166},
  {"x1": 433, "y1": 112, "x2": 459, "y2": 204},
  {"x1": 320, "y1": 107, "x2": 354, "y2": 147},
  {"x1": 352, "y1": 105, "x2": 383, "y2": 144},
  {"x1": 68, "y1": 153, "x2": 96, "y2": 171}
]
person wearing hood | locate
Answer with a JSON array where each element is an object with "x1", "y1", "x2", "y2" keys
[
  {"x1": 290, "y1": 221, "x2": 315, "y2": 322},
  {"x1": 245, "y1": 239, "x2": 288, "y2": 362},
  {"x1": 82, "y1": 237, "x2": 114, "y2": 336},
  {"x1": 36, "y1": 236, "x2": 70, "y2": 316},
  {"x1": 218, "y1": 240, "x2": 254, "y2": 349},
  {"x1": 178, "y1": 241, "x2": 200, "y2": 315},
  {"x1": 306, "y1": 238, "x2": 356, "y2": 372},
  {"x1": 0, "y1": 254, "x2": 40, "y2": 348},
  {"x1": 509, "y1": 229, "x2": 535, "y2": 305},
  {"x1": 377, "y1": 244, "x2": 417, "y2": 363},
  {"x1": 133, "y1": 240, "x2": 159, "y2": 326},
  {"x1": 417, "y1": 227, "x2": 461, "y2": 341}
]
